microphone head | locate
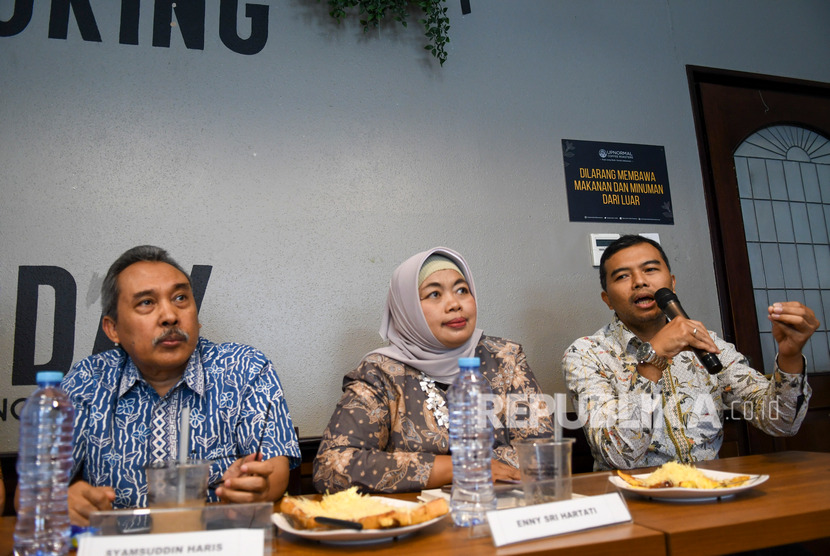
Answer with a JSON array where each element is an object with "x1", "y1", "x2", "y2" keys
[{"x1": 654, "y1": 288, "x2": 677, "y2": 310}]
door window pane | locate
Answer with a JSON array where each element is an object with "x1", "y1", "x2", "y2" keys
[
  {"x1": 790, "y1": 203, "x2": 811, "y2": 243},
  {"x1": 735, "y1": 125, "x2": 830, "y2": 373}
]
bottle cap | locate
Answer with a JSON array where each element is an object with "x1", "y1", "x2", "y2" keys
[
  {"x1": 458, "y1": 357, "x2": 480, "y2": 367},
  {"x1": 36, "y1": 371, "x2": 65, "y2": 384}
]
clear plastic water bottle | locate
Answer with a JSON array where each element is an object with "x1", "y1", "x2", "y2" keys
[
  {"x1": 14, "y1": 371, "x2": 74, "y2": 556},
  {"x1": 448, "y1": 357, "x2": 496, "y2": 527}
]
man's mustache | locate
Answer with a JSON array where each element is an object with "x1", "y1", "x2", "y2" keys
[{"x1": 152, "y1": 328, "x2": 190, "y2": 347}]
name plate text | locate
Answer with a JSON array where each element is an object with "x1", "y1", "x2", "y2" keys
[{"x1": 486, "y1": 493, "x2": 631, "y2": 547}]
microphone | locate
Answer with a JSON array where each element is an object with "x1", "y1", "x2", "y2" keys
[{"x1": 654, "y1": 288, "x2": 723, "y2": 374}]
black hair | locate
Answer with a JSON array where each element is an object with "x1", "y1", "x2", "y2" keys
[{"x1": 599, "y1": 234, "x2": 671, "y2": 291}]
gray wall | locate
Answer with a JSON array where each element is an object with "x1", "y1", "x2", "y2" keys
[{"x1": 1, "y1": 0, "x2": 829, "y2": 451}]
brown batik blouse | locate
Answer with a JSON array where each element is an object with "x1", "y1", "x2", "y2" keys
[{"x1": 313, "y1": 336, "x2": 554, "y2": 493}]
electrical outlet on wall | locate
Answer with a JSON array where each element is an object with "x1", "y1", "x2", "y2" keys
[{"x1": 590, "y1": 233, "x2": 660, "y2": 266}]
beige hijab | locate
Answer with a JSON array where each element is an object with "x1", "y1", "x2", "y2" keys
[{"x1": 371, "y1": 247, "x2": 483, "y2": 383}]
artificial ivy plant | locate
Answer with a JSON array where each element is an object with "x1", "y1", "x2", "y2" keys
[{"x1": 324, "y1": 0, "x2": 451, "y2": 65}]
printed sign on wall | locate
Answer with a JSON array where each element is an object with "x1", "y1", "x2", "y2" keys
[{"x1": 562, "y1": 139, "x2": 673, "y2": 224}]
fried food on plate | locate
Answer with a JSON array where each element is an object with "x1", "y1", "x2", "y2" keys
[
  {"x1": 617, "y1": 461, "x2": 751, "y2": 489},
  {"x1": 279, "y1": 486, "x2": 449, "y2": 530}
]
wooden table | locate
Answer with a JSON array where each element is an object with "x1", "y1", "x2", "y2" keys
[
  {"x1": 623, "y1": 451, "x2": 830, "y2": 555},
  {"x1": 270, "y1": 510, "x2": 663, "y2": 556},
  {"x1": 1, "y1": 451, "x2": 828, "y2": 556},
  {"x1": 0, "y1": 504, "x2": 665, "y2": 556}
]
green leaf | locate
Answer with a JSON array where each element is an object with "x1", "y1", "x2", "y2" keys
[{"x1": 325, "y1": 0, "x2": 450, "y2": 65}]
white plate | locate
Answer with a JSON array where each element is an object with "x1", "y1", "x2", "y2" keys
[
  {"x1": 608, "y1": 469, "x2": 769, "y2": 502},
  {"x1": 271, "y1": 497, "x2": 449, "y2": 544}
]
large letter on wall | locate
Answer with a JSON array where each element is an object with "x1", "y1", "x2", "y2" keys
[
  {"x1": 219, "y1": 0, "x2": 269, "y2": 55},
  {"x1": 12, "y1": 266, "x2": 77, "y2": 385},
  {"x1": 153, "y1": 0, "x2": 205, "y2": 50},
  {"x1": 120, "y1": 0, "x2": 140, "y2": 45},
  {"x1": 48, "y1": 0, "x2": 102, "y2": 42},
  {"x1": 0, "y1": 0, "x2": 33, "y2": 36}
]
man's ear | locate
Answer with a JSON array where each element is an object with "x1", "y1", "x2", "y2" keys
[
  {"x1": 601, "y1": 290, "x2": 614, "y2": 311},
  {"x1": 102, "y1": 316, "x2": 120, "y2": 345}
]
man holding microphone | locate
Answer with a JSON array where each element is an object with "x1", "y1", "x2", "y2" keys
[{"x1": 562, "y1": 234, "x2": 819, "y2": 471}]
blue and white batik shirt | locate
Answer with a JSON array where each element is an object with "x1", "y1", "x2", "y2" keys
[{"x1": 63, "y1": 337, "x2": 300, "y2": 508}]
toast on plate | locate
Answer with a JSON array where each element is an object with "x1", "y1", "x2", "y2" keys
[{"x1": 279, "y1": 486, "x2": 449, "y2": 530}]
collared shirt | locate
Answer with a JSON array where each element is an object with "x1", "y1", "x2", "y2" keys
[
  {"x1": 562, "y1": 316, "x2": 810, "y2": 471},
  {"x1": 63, "y1": 337, "x2": 300, "y2": 508}
]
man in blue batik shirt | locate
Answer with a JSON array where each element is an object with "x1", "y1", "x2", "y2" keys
[{"x1": 62, "y1": 245, "x2": 301, "y2": 526}]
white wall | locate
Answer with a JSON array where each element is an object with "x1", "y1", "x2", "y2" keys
[{"x1": 2, "y1": 0, "x2": 829, "y2": 451}]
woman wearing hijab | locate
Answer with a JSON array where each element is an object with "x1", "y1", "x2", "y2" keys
[{"x1": 313, "y1": 247, "x2": 553, "y2": 494}]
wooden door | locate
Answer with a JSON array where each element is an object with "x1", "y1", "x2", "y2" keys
[{"x1": 688, "y1": 66, "x2": 830, "y2": 454}]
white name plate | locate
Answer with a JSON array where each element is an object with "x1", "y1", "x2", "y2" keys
[
  {"x1": 77, "y1": 528, "x2": 264, "y2": 556},
  {"x1": 486, "y1": 493, "x2": 632, "y2": 547}
]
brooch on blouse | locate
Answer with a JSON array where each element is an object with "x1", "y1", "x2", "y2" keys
[{"x1": 419, "y1": 373, "x2": 449, "y2": 429}]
